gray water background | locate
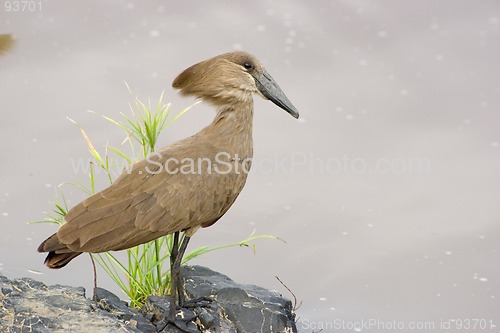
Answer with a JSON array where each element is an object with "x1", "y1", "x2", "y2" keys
[{"x1": 1, "y1": 1, "x2": 499, "y2": 332}]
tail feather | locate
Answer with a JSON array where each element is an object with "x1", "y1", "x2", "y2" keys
[{"x1": 38, "y1": 232, "x2": 82, "y2": 269}]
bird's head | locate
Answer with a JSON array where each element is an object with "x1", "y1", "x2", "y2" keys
[{"x1": 172, "y1": 51, "x2": 299, "y2": 119}]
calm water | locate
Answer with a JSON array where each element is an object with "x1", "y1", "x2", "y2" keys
[{"x1": 1, "y1": 1, "x2": 499, "y2": 332}]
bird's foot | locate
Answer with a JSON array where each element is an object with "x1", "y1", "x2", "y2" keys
[
  {"x1": 158, "y1": 306, "x2": 200, "y2": 333},
  {"x1": 159, "y1": 298, "x2": 216, "y2": 332},
  {"x1": 181, "y1": 296, "x2": 215, "y2": 309},
  {"x1": 160, "y1": 316, "x2": 200, "y2": 333}
]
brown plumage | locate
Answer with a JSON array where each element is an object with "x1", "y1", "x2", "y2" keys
[{"x1": 38, "y1": 51, "x2": 299, "y2": 272}]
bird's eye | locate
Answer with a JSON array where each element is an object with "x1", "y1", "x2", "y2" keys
[{"x1": 243, "y1": 62, "x2": 254, "y2": 70}]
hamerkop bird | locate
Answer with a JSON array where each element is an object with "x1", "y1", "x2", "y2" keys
[{"x1": 38, "y1": 51, "x2": 299, "y2": 326}]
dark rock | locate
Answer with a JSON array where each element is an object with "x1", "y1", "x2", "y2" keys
[
  {"x1": 0, "y1": 266, "x2": 297, "y2": 333},
  {"x1": 145, "y1": 265, "x2": 297, "y2": 333}
]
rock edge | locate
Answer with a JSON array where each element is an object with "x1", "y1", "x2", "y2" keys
[{"x1": 0, "y1": 265, "x2": 297, "y2": 333}]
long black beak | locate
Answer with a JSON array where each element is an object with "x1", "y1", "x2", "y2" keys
[{"x1": 254, "y1": 71, "x2": 299, "y2": 119}]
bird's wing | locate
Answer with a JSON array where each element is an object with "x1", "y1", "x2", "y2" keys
[{"x1": 57, "y1": 137, "x2": 247, "y2": 253}]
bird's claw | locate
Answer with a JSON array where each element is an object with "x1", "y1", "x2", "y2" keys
[
  {"x1": 181, "y1": 296, "x2": 215, "y2": 309},
  {"x1": 160, "y1": 316, "x2": 200, "y2": 333}
]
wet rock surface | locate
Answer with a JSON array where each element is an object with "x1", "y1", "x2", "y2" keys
[{"x1": 0, "y1": 265, "x2": 296, "y2": 333}]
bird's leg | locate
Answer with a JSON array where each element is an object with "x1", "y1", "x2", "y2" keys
[
  {"x1": 175, "y1": 235, "x2": 191, "y2": 306},
  {"x1": 170, "y1": 232, "x2": 180, "y2": 268},
  {"x1": 88, "y1": 253, "x2": 98, "y2": 302},
  {"x1": 168, "y1": 232, "x2": 180, "y2": 320},
  {"x1": 164, "y1": 234, "x2": 199, "y2": 333}
]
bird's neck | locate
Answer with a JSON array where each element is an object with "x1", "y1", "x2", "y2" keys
[{"x1": 203, "y1": 99, "x2": 254, "y2": 159}]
